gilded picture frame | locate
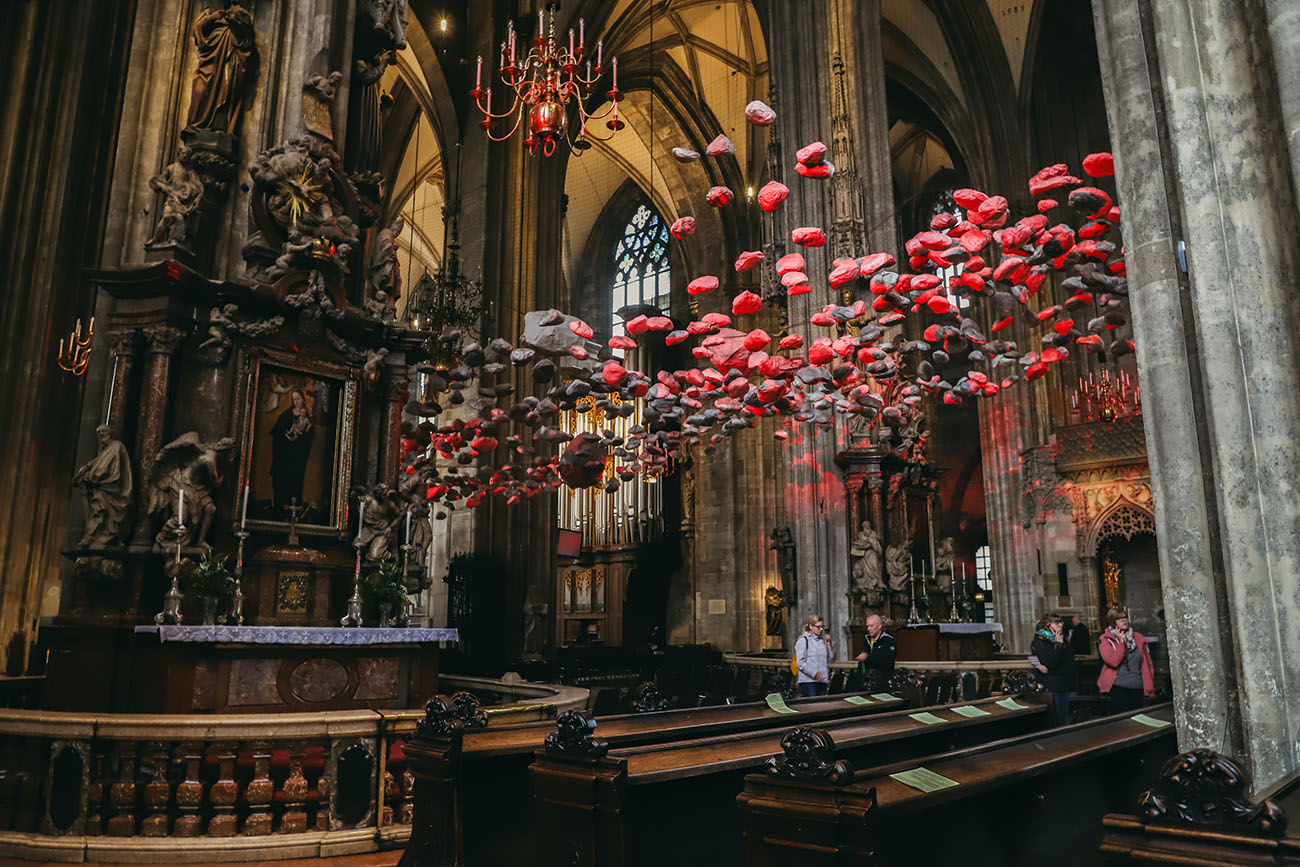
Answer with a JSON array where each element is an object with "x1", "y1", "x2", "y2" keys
[{"x1": 237, "y1": 351, "x2": 357, "y2": 537}]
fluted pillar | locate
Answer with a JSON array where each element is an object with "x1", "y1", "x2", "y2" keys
[{"x1": 1093, "y1": 0, "x2": 1300, "y2": 795}]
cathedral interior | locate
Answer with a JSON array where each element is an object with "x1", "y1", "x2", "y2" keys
[{"x1": 1, "y1": 0, "x2": 1299, "y2": 865}]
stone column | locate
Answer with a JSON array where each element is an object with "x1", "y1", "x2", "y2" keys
[
  {"x1": 845, "y1": 475, "x2": 864, "y2": 537},
  {"x1": 132, "y1": 324, "x2": 187, "y2": 544},
  {"x1": 103, "y1": 330, "x2": 141, "y2": 437},
  {"x1": 842, "y1": 0, "x2": 897, "y2": 258},
  {"x1": 1261, "y1": 0, "x2": 1300, "y2": 225},
  {"x1": 1093, "y1": 0, "x2": 1300, "y2": 795}
]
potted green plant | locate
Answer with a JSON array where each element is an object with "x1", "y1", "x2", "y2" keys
[
  {"x1": 189, "y1": 549, "x2": 235, "y2": 625},
  {"x1": 367, "y1": 559, "x2": 408, "y2": 627}
]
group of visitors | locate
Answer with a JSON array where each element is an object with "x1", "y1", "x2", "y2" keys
[
  {"x1": 793, "y1": 613, "x2": 897, "y2": 697},
  {"x1": 792, "y1": 606, "x2": 1154, "y2": 723},
  {"x1": 1030, "y1": 607, "x2": 1154, "y2": 724}
]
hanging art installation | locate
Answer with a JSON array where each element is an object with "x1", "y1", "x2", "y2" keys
[{"x1": 384, "y1": 72, "x2": 1133, "y2": 537}]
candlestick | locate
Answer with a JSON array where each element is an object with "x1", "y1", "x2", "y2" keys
[
  {"x1": 538, "y1": 6, "x2": 544, "y2": 35},
  {"x1": 611, "y1": 56, "x2": 618, "y2": 90},
  {"x1": 341, "y1": 499, "x2": 366, "y2": 627},
  {"x1": 405, "y1": 506, "x2": 412, "y2": 544},
  {"x1": 597, "y1": 39, "x2": 602, "y2": 68},
  {"x1": 568, "y1": 28, "x2": 574, "y2": 56},
  {"x1": 579, "y1": 18, "x2": 584, "y2": 48},
  {"x1": 177, "y1": 488, "x2": 184, "y2": 527},
  {"x1": 475, "y1": 55, "x2": 482, "y2": 89},
  {"x1": 240, "y1": 483, "x2": 249, "y2": 529}
]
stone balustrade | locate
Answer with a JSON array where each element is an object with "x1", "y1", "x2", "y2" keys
[{"x1": 0, "y1": 676, "x2": 587, "y2": 862}]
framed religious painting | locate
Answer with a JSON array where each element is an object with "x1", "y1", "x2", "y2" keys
[{"x1": 237, "y1": 352, "x2": 358, "y2": 536}]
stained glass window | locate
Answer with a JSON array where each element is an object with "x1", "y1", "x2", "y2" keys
[{"x1": 611, "y1": 204, "x2": 671, "y2": 335}]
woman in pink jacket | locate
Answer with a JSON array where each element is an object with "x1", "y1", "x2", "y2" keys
[{"x1": 1097, "y1": 608, "x2": 1154, "y2": 713}]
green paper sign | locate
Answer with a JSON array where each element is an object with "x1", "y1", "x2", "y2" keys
[
  {"x1": 870, "y1": 693, "x2": 897, "y2": 702},
  {"x1": 843, "y1": 695, "x2": 874, "y2": 705},
  {"x1": 995, "y1": 697, "x2": 1030, "y2": 710},
  {"x1": 908, "y1": 711, "x2": 947, "y2": 725},
  {"x1": 765, "y1": 692, "x2": 799, "y2": 714},
  {"x1": 889, "y1": 766, "x2": 960, "y2": 793},
  {"x1": 950, "y1": 704, "x2": 992, "y2": 718},
  {"x1": 1131, "y1": 713, "x2": 1171, "y2": 728}
]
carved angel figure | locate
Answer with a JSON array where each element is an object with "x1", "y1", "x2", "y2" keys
[
  {"x1": 885, "y1": 541, "x2": 911, "y2": 592},
  {"x1": 394, "y1": 471, "x2": 433, "y2": 590},
  {"x1": 72, "y1": 425, "x2": 133, "y2": 549},
  {"x1": 849, "y1": 521, "x2": 884, "y2": 598},
  {"x1": 935, "y1": 536, "x2": 955, "y2": 591},
  {"x1": 147, "y1": 432, "x2": 235, "y2": 551},
  {"x1": 146, "y1": 160, "x2": 204, "y2": 249},
  {"x1": 356, "y1": 483, "x2": 397, "y2": 563}
]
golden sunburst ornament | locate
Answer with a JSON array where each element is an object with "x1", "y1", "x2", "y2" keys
[{"x1": 277, "y1": 164, "x2": 322, "y2": 226}]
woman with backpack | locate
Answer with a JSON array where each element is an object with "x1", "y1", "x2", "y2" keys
[{"x1": 794, "y1": 614, "x2": 835, "y2": 697}]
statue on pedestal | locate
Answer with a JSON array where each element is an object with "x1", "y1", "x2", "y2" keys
[
  {"x1": 765, "y1": 585, "x2": 786, "y2": 637},
  {"x1": 885, "y1": 540, "x2": 911, "y2": 592},
  {"x1": 367, "y1": 216, "x2": 403, "y2": 322},
  {"x1": 147, "y1": 432, "x2": 235, "y2": 551},
  {"x1": 184, "y1": 2, "x2": 258, "y2": 137},
  {"x1": 72, "y1": 425, "x2": 134, "y2": 549},
  {"x1": 935, "y1": 536, "x2": 955, "y2": 591},
  {"x1": 145, "y1": 159, "x2": 204, "y2": 251},
  {"x1": 849, "y1": 521, "x2": 884, "y2": 604},
  {"x1": 356, "y1": 484, "x2": 397, "y2": 563},
  {"x1": 769, "y1": 526, "x2": 797, "y2": 604}
]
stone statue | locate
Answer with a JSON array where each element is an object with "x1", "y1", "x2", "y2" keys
[
  {"x1": 196, "y1": 303, "x2": 286, "y2": 365},
  {"x1": 395, "y1": 472, "x2": 432, "y2": 590},
  {"x1": 356, "y1": 484, "x2": 397, "y2": 563},
  {"x1": 185, "y1": 2, "x2": 258, "y2": 137},
  {"x1": 363, "y1": 347, "x2": 389, "y2": 390},
  {"x1": 849, "y1": 521, "x2": 884, "y2": 601},
  {"x1": 522, "y1": 581, "x2": 548, "y2": 654},
  {"x1": 935, "y1": 536, "x2": 955, "y2": 591},
  {"x1": 147, "y1": 432, "x2": 235, "y2": 550},
  {"x1": 368, "y1": 215, "x2": 404, "y2": 320},
  {"x1": 72, "y1": 425, "x2": 133, "y2": 549},
  {"x1": 769, "y1": 526, "x2": 796, "y2": 603},
  {"x1": 145, "y1": 159, "x2": 204, "y2": 250},
  {"x1": 765, "y1": 585, "x2": 786, "y2": 637},
  {"x1": 885, "y1": 541, "x2": 911, "y2": 592}
]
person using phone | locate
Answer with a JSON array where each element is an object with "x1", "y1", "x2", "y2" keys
[
  {"x1": 1098, "y1": 607, "x2": 1155, "y2": 713},
  {"x1": 1030, "y1": 613, "x2": 1077, "y2": 725}
]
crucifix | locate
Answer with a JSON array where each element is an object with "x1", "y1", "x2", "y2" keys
[{"x1": 284, "y1": 498, "x2": 305, "y2": 547}]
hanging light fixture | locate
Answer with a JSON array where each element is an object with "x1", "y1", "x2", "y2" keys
[
  {"x1": 406, "y1": 141, "x2": 482, "y2": 368},
  {"x1": 471, "y1": 1, "x2": 622, "y2": 157}
]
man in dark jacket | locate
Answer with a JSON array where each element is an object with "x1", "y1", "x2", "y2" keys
[
  {"x1": 1030, "y1": 613, "x2": 1077, "y2": 725},
  {"x1": 856, "y1": 614, "x2": 897, "y2": 692},
  {"x1": 1067, "y1": 614, "x2": 1092, "y2": 655}
]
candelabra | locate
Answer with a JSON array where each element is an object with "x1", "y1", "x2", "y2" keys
[
  {"x1": 1070, "y1": 368, "x2": 1141, "y2": 423},
  {"x1": 472, "y1": 2, "x2": 621, "y2": 156},
  {"x1": 907, "y1": 571, "x2": 920, "y2": 625},
  {"x1": 228, "y1": 526, "x2": 248, "y2": 626},
  {"x1": 949, "y1": 573, "x2": 960, "y2": 623},
  {"x1": 341, "y1": 502, "x2": 366, "y2": 627},
  {"x1": 155, "y1": 518, "x2": 187, "y2": 625}
]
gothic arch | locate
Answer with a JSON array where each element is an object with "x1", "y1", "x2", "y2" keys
[{"x1": 1087, "y1": 500, "x2": 1155, "y2": 555}]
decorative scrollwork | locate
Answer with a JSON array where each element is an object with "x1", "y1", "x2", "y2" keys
[
  {"x1": 543, "y1": 710, "x2": 608, "y2": 759},
  {"x1": 760, "y1": 671, "x2": 794, "y2": 702},
  {"x1": 1137, "y1": 749, "x2": 1287, "y2": 837},
  {"x1": 448, "y1": 691, "x2": 488, "y2": 731},
  {"x1": 766, "y1": 726, "x2": 854, "y2": 785},
  {"x1": 1000, "y1": 669, "x2": 1044, "y2": 696},
  {"x1": 630, "y1": 681, "x2": 669, "y2": 714},
  {"x1": 415, "y1": 696, "x2": 462, "y2": 739}
]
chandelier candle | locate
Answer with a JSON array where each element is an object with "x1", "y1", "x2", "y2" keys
[{"x1": 475, "y1": 6, "x2": 621, "y2": 156}]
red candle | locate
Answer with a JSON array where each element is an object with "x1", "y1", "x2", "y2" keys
[
  {"x1": 475, "y1": 55, "x2": 482, "y2": 89},
  {"x1": 612, "y1": 57, "x2": 617, "y2": 89}
]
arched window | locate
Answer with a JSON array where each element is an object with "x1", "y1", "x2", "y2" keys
[
  {"x1": 611, "y1": 204, "x2": 671, "y2": 335},
  {"x1": 974, "y1": 544, "x2": 993, "y2": 622}
]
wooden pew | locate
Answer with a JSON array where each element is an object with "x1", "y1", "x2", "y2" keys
[
  {"x1": 1100, "y1": 749, "x2": 1299, "y2": 865},
  {"x1": 398, "y1": 689, "x2": 907, "y2": 867},
  {"x1": 529, "y1": 694, "x2": 1050, "y2": 867},
  {"x1": 738, "y1": 703, "x2": 1177, "y2": 867}
]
